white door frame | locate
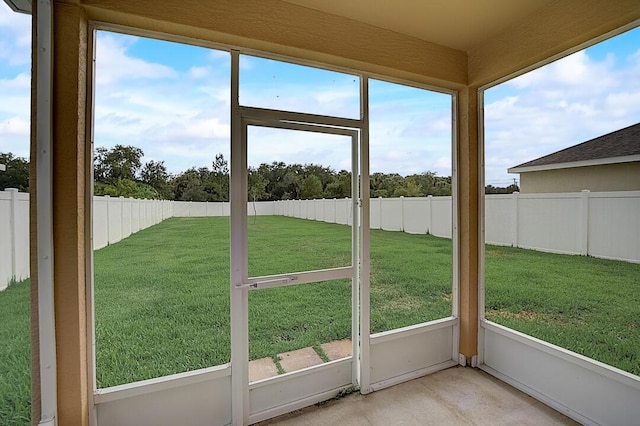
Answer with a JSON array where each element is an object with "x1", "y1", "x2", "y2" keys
[{"x1": 230, "y1": 51, "x2": 370, "y2": 424}]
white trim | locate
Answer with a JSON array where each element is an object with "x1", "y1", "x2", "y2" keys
[
  {"x1": 230, "y1": 49, "x2": 249, "y2": 426},
  {"x1": 508, "y1": 154, "x2": 640, "y2": 174},
  {"x1": 450, "y1": 90, "x2": 460, "y2": 362},
  {"x1": 350, "y1": 128, "x2": 359, "y2": 387},
  {"x1": 479, "y1": 365, "x2": 597, "y2": 426},
  {"x1": 481, "y1": 320, "x2": 640, "y2": 390},
  {"x1": 240, "y1": 106, "x2": 362, "y2": 128},
  {"x1": 242, "y1": 266, "x2": 354, "y2": 290},
  {"x1": 369, "y1": 360, "x2": 457, "y2": 392},
  {"x1": 248, "y1": 358, "x2": 351, "y2": 390},
  {"x1": 359, "y1": 76, "x2": 372, "y2": 394},
  {"x1": 94, "y1": 363, "x2": 231, "y2": 404},
  {"x1": 247, "y1": 387, "x2": 346, "y2": 424},
  {"x1": 35, "y1": 1, "x2": 58, "y2": 424},
  {"x1": 370, "y1": 317, "x2": 457, "y2": 345},
  {"x1": 476, "y1": 88, "x2": 486, "y2": 366},
  {"x1": 86, "y1": 23, "x2": 99, "y2": 426}
]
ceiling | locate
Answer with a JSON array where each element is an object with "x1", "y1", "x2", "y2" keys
[
  {"x1": 282, "y1": 0, "x2": 555, "y2": 51},
  {"x1": 1, "y1": 0, "x2": 562, "y2": 51}
]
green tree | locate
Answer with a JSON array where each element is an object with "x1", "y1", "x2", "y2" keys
[
  {"x1": 248, "y1": 168, "x2": 268, "y2": 202},
  {"x1": 208, "y1": 153, "x2": 229, "y2": 201},
  {"x1": 94, "y1": 145, "x2": 143, "y2": 184},
  {"x1": 325, "y1": 170, "x2": 351, "y2": 198},
  {"x1": 485, "y1": 184, "x2": 519, "y2": 194},
  {"x1": 93, "y1": 145, "x2": 164, "y2": 199},
  {"x1": 172, "y1": 168, "x2": 208, "y2": 201},
  {"x1": 140, "y1": 160, "x2": 172, "y2": 199},
  {"x1": 94, "y1": 178, "x2": 159, "y2": 199},
  {"x1": 392, "y1": 179, "x2": 422, "y2": 197},
  {"x1": 0, "y1": 152, "x2": 29, "y2": 192},
  {"x1": 170, "y1": 153, "x2": 230, "y2": 202},
  {"x1": 300, "y1": 174, "x2": 323, "y2": 199}
]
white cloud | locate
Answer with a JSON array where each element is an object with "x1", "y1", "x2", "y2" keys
[
  {"x1": 239, "y1": 56, "x2": 253, "y2": 70},
  {"x1": 485, "y1": 31, "x2": 640, "y2": 185},
  {"x1": 0, "y1": 5, "x2": 31, "y2": 158},
  {"x1": 95, "y1": 34, "x2": 178, "y2": 86},
  {"x1": 0, "y1": 4, "x2": 31, "y2": 66},
  {"x1": 0, "y1": 72, "x2": 29, "y2": 89},
  {"x1": 188, "y1": 66, "x2": 211, "y2": 79},
  {"x1": 315, "y1": 86, "x2": 358, "y2": 104},
  {"x1": 209, "y1": 50, "x2": 230, "y2": 61},
  {"x1": 0, "y1": 116, "x2": 29, "y2": 135}
]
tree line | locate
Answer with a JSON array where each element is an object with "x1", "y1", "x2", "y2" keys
[{"x1": 1, "y1": 146, "x2": 518, "y2": 198}]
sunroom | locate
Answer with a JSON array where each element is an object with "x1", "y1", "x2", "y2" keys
[{"x1": 5, "y1": 0, "x2": 640, "y2": 425}]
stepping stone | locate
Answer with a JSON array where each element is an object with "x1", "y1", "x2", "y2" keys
[
  {"x1": 321, "y1": 339, "x2": 352, "y2": 361},
  {"x1": 249, "y1": 357, "x2": 279, "y2": 382},
  {"x1": 278, "y1": 347, "x2": 323, "y2": 373}
]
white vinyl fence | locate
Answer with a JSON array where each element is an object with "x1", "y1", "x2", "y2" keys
[
  {"x1": 2, "y1": 189, "x2": 639, "y2": 290},
  {"x1": 275, "y1": 196, "x2": 455, "y2": 238},
  {"x1": 0, "y1": 189, "x2": 29, "y2": 290},
  {"x1": 485, "y1": 190, "x2": 640, "y2": 262},
  {"x1": 93, "y1": 195, "x2": 174, "y2": 250},
  {"x1": 0, "y1": 191, "x2": 173, "y2": 290},
  {"x1": 277, "y1": 191, "x2": 639, "y2": 264}
]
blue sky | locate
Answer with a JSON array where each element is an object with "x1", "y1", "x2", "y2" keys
[{"x1": 1, "y1": 3, "x2": 638, "y2": 185}]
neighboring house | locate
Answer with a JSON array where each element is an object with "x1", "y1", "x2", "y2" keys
[{"x1": 508, "y1": 123, "x2": 640, "y2": 193}]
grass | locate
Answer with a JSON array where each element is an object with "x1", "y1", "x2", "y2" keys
[
  {"x1": 94, "y1": 216, "x2": 453, "y2": 388},
  {"x1": 1, "y1": 215, "x2": 639, "y2": 424},
  {"x1": 0, "y1": 279, "x2": 31, "y2": 425},
  {"x1": 485, "y1": 244, "x2": 640, "y2": 375}
]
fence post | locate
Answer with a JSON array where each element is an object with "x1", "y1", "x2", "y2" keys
[
  {"x1": 512, "y1": 191, "x2": 519, "y2": 247},
  {"x1": 378, "y1": 196, "x2": 383, "y2": 230},
  {"x1": 119, "y1": 196, "x2": 124, "y2": 240},
  {"x1": 427, "y1": 195, "x2": 433, "y2": 234},
  {"x1": 579, "y1": 190, "x2": 590, "y2": 255},
  {"x1": 7, "y1": 188, "x2": 18, "y2": 280},
  {"x1": 400, "y1": 196, "x2": 405, "y2": 232},
  {"x1": 105, "y1": 195, "x2": 111, "y2": 245}
]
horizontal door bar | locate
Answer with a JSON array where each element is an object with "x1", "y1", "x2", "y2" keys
[
  {"x1": 239, "y1": 266, "x2": 354, "y2": 290},
  {"x1": 240, "y1": 106, "x2": 362, "y2": 128}
]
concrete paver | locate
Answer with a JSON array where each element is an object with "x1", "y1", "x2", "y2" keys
[
  {"x1": 321, "y1": 339, "x2": 352, "y2": 360},
  {"x1": 249, "y1": 357, "x2": 279, "y2": 382},
  {"x1": 278, "y1": 347, "x2": 324, "y2": 372}
]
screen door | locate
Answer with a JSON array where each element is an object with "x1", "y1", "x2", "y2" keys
[{"x1": 230, "y1": 111, "x2": 363, "y2": 421}]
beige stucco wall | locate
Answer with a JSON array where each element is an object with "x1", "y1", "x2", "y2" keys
[{"x1": 519, "y1": 162, "x2": 640, "y2": 193}]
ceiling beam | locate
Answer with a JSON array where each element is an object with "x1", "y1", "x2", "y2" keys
[{"x1": 82, "y1": 0, "x2": 467, "y2": 89}]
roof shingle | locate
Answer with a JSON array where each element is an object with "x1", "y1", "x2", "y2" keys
[{"x1": 511, "y1": 122, "x2": 640, "y2": 169}]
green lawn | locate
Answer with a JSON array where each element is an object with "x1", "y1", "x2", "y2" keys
[
  {"x1": 1, "y1": 215, "x2": 639, "y2": 425},
  {"x1": 94, "y1": 216, "x2": 453, "y2": 387},
  {"x1": 0, "y1": 280, "x2": 31, "y2": 425},
  {"x1": 485, "y1": 244, "x2": 640, "y2": 375}
]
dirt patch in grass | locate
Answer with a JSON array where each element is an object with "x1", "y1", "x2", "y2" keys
[
  {"x1": 378, "y1": 295, "x2": 423, "y2": 311},
  {"x1": 485, "y1": 248, "x2": 515, "y2": 258},
  {"x1": 486, "y1": 309, "x2": 567, "y2": 324},
  {"x1": 372, "y1": 286, "x2": 422, "y2": 311}
]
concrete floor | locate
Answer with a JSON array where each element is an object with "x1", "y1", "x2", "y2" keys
[{"x1": 258, "y1": 366, "x2": 579, "y2": 425}]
